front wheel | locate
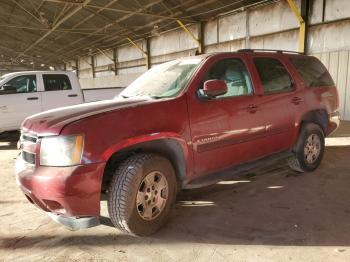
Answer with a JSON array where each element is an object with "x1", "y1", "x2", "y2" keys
[
  {"x1": 288, "y1": 123, "x2": 325, "y2": 172},
  {"x1": 108, "y1": 153, "x2": 177, "y2": 236}
]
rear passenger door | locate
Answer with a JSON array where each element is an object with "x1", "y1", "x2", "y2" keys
[
  {"x1": 40, "y1": 73, "x2": 82, "y2": 111},
  {"x1": 251, "y1": 56, "x2": 299, "y2": 154}
]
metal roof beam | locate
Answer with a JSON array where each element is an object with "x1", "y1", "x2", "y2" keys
[
  {"x1": 42, "y1": 0, "x2": 196, "y2": 22},
  {"x1": 15, "y1": 0, "x2": 91, "y2": 59},
  {"x1": 76, "y1": 0, "x2": 216, "y2": 57},
  {"x1": 52, "y1": 0, "x2": 120, "y2": 42},
  {"x1": 45, "y1": 0, "x2": 163, "y2": 56}
]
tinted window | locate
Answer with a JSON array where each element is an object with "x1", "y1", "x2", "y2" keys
[
  {"x1": 254, "y1": 58, "x2": 293, "y2": 94},
  {"x1": 0, "y1": 75, "x2": 37, "y2": 95},
  {"x1": 290, "y1": 56, "x2": 334, "y2": 87},
  {"x1": 202, "y1": 58, "x2": 253, "y2": 98},
  {"x1": 43, "y1": 74, "x2": 72, "y2": 91}
]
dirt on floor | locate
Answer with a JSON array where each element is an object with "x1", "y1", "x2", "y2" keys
[{"x1": 1, "y1": 122, "x2": 350, "y2": 262}]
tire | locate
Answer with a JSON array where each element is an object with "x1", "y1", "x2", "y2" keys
[
  {"x1": 288, "y1": 123, "x2": 325, "y2": 172},
  {"x1": 108, "y1": 153, "x2": 177, "y2": 236}
]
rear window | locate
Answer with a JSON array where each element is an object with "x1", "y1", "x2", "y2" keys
[
  {"x1": 43, "y1": 74, "x2": 72, "y2": 91},
  {"x1": 289, "y1": 56, "x2": 334, "y2": 87}
]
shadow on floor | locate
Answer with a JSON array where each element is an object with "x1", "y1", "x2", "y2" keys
[
  {"x1": 2, "y1": 145, "x2": 350, "y2": 249},
  {"x1": 0, "y1": 131, "x2": 20, "y2": 150},
  {"x1": 0, "y1": 141, "x2": 18, "y2": 150},
  {"x1": 330, "y1": 121, "x2": 350, "y2": 137}
]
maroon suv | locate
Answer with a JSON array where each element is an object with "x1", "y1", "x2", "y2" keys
[{"x1": 16, "y1": 50, "x2": 340, "y2": 235}]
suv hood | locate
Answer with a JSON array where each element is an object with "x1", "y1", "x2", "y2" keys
[{"x1": 22, "y1": 97, "x2": 149, "y2": 136}]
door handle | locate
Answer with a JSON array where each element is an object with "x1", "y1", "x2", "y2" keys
[
  {"x1": 68, "y1": 94, "x2": 78, "y2": 97},
  {"x1": 27, "y1": 97, "x2": 38, "y2": 100},
  {"x1": 291, "y1": 97, "x2": 303, "y2": 105},
  {"x1": 247, "y1": 104, "x2": 258, "y2": 113}
]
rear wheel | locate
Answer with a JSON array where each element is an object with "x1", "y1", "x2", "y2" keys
[
  {"x1": 107, "y1": 153, "x2": 176, "y2": 236},
  {"x1": 288, "y1": 123, "x2": 325, "y2": 172}
]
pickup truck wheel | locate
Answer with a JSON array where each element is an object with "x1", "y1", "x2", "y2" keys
[
  {"x1": 288, "y1": 123, "x2": 325, "y2": 172},
  {"x1": 107, "y1": 153, "x2": 176, "y2": 236}
]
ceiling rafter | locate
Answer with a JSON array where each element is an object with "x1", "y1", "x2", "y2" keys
[
  {"x1": 15, "y1": 0, "x2": 91, "y2": 59},
  {"x1": 12, "y1": 0, "x2": 47, "y2": 26},
  {"x1": 42, "y1": 0, "x2": 196, "y2": 22},
  {"x1": 69, "y1": 0, "x2": 216, "y2": 58},
  {"x1": 52, "y1": 0, "x2": 120, "y2": 42},
  {"x1": 44, "y1": 0, "x2": 163, "y2": 57},
  {"x1": 0, "y1": 0, "x2": 273, "y2": 68}
]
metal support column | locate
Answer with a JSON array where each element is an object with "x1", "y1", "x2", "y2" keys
[
  {"x1": 127, "y1": 37, "x2": 150, "y2": 69},
  {"x1": 91, "y1": 55, "x2": 95, "y2": 78},
  {"x1": 286, "y1": 0, "x2": 309, "y2": 53},
  {"x1": 177, "y1": 20, "x2": 203, "y2": 54},
  {"x1": 245, "y1": 9, "x2": 250, "y2": 49},
  {"x1": 146, "y1": 38, "x2": 151, "y2": 69},
  {"x1": 75, "y1": 59, "x2": 79, "y2": 78},
  {"x1": 113, "y1": 48, "x2": 118, "y2": 75}
]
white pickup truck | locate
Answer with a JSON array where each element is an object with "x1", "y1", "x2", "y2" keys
[{"x1": 0, "y1": 71, "x2": 122, "y2": 133}]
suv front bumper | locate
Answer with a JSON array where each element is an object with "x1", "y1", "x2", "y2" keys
[{"x1": 15, "y1": 154, "x2": 106, "y2": 229}]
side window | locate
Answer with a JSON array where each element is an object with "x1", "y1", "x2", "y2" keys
[
  {"x1": 202, "y1": 58, "x2": 253, "y2": 98},
  {"x1": 0, "y1": 75, "x2": 37, "y2": 95},
  {"x1": 289, "y1": 56, "x2": 335, "y2": 87},
  {"x1": 254, "y1": 58, "x2": 293, "y2": 94},
  {"x1": 43, "y1": 74, "x2": 72, "y2": 91}
]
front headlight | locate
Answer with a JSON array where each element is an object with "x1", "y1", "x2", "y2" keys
[{"x1": 40, "y1": 135, "x2": 84, "y2": 167}]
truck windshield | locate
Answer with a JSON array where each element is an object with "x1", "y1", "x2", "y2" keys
[{"x1": 120, "y1": 58, "x2": 202, "y2": 99}]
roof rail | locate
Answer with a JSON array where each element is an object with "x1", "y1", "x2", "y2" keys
[{"x1": 237, "y1": 49, "x2": 304, "y2": 54}]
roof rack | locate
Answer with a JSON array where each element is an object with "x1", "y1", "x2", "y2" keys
[{"x1": 237, "y1": 49, "x2": 304, "y2": 55}]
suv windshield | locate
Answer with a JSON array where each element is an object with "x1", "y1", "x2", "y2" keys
[{"x1": 120, "y1": 58, "x2": 202, "y2": 99}]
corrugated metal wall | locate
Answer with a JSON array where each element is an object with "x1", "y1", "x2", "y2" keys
[{"x1": 313, "y1": 51, "x2": 350, "y2": 120}]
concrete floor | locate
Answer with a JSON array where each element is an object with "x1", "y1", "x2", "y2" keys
[{"x1": 1, "y1": 122, "x2": 350, "y2": 261}]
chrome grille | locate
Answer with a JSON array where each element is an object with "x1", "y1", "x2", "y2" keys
[
  {"x1": 20, "y1": 132, "x2": 38, "y2": 165},
  {"x1": 23, "y1": 151, "x2": 36, "y2": 164},
  {"x1": 22, "y1": 134, "x2": 37, "y2": 143}
]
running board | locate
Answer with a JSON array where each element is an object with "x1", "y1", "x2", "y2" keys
[{"x1": 183, "y1": 151, "x2": 293, "y2": 189}]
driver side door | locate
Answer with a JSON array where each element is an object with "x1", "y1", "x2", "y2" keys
[
  {"x1": 187, "y1": 55, "x2": 267, "y2": 178},
  {"x1": 0, "y1": 74, "x2": 42, "y2": 132}
]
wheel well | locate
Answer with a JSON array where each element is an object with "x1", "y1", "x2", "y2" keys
[
  {"x1": 300, "y1": 109, "x2": 328, "y2": 134},
  {"x1": 102, "y1": 139, "x2": 186, "y2": 192}
]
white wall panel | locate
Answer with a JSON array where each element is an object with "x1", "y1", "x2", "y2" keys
[
  {"x1": 308, "y1": 22, "x2": 350, "y2": 53},
  {"x1": 150, "y1": 24, "x2": 198, "y2": 57},
  {"x1": 309, "y1": 0, "x2": 324, "y2": 25},
  {"x1": 204, "y1": 20, "x2": 218, "y2": 45},
  {"x1": 337, "y1": 51, "x2": 348, "y2": 119},
  {"x1": 79, "y1": 73, "x2": 141, "y2": 89},
  {"x1": 315, "y1": 50, "x2": 350, "y2": 120},
  {"x1": 325, "y1": 0, "x2": 350, "y2": 21},
  {"x1": 95, "y1": 50, "x2": 114, "y2": 67},
  {"x1": 118, "y1": 40, "x2": 145, "y2": 62},
  {"x1": 249, "y1": 0, "x2": 299, "y2": 37},
  {"x1": 250, "y1": 30, "x2": 298, "y2": 51},
  {"x1": 218, "y1": 12, "x2": 246, "y2": 42}
]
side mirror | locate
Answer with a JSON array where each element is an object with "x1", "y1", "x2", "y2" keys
[{"x1": 202, "y1": 79, "x2": 227, "y2": 98}]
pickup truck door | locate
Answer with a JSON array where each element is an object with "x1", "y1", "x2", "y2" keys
[
  {"x1": 39, "y1": 73, "x2": 83, "y2": 111},
  {"x1": 0, "y1": 73, "x2": 41, "y2": 132},
  {"x1": 187, "y1": 55, "x2": 267, "y2": 177}
]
